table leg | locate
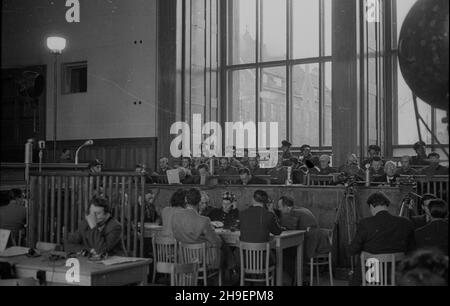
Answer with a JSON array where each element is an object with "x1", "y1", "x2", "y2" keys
[
  {"x1": 139, "y1": 266, "x2": 149, "y2": 286},
  {"x1": 276, "y1": 247, "x2": 283, "y2": 286},
  {"x1": 296, "y1": 242, "x2": 303, "y2": 286}
]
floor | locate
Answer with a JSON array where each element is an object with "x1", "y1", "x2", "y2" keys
[{"x1": 150, "y1": 269, "x2": 349, "y2": 286}]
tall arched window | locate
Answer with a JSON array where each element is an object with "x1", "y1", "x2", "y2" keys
[{"x1": 225, "y1": 0, "x2": 333, "y2": 150}]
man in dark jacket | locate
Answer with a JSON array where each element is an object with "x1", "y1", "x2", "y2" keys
[
  {"x1": 411, "y1": 141, "x2": 429, "y2": 166},
  {"x1": 240, "y1": 190, "x2": 283, "y2": 243},
  {"x1": 349, "y1": 192, "x2": 415, "y2": 285},
  {"x1": 207, "y1": 192, "x2": 240, "y2": 230},
  {"x1": 350, "y1": 192, "x2": 415, "y2": 255},
  {"x1": 66, "y1": 197, "x2": 125, "y2": 256},
  {"x1": 410, "y1": 194, "x2": 437, "y2": 230},
  {"x1": 420, "y1": 152, "x2": 449, "y2": 176},
  {"x1": 415, "y1": 199, "x2": 448, "y2": 255},
  {"x1": 238, "y1": 168, "x2": 267, "y2": 185}
]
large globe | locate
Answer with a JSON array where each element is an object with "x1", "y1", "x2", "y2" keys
[{"x1": 398, "y1": 0, "x2": 449, "y2": 110}]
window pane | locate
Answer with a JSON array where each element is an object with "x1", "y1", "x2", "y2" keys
[
  {"x1": 324, "y1": 0, "x2": 332, "y2": 56},
  {"x1": 292, "y1": 64, "x2": 320, "y2": 146},
  {"x1": 397, "y1": 63, "x2": 432, "y2": 145},
  {"x1": 230, "y1": 69, "x2": 256, "y2": 123},
  {"x1": 230, "y1": 0, "x2": 256, "y2": 64},
  {"x1": 261, "y1": 0, "x2": 286, "y2": 61},
  {"x1": 293, "y1": 0, "x2": 319, "y2": 59},
  {"x1": 396, "y1": 0, "x2": 417, "y2": 39},
  {"x1": 436, "y1": 109, "x2": 449, "y2": 145},
  {"x1": 260, "y1": 66, "x2": 287, "y2": 143},
  {"x1": 324, "y1": 62, "x2": 332, "y2": 146},
  {"x1": 191, "y1": 0, "x2": 206, "y2": 120}
]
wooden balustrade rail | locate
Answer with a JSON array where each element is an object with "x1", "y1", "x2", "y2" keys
[{"x1": 27, "y1": 172, "x2": 146, "y2": 257}]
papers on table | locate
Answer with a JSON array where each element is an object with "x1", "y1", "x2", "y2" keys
[
  {"x1": 166, "y1": 169, "x2": 181, "y2": 184},
  {"x1": 144, "y1": 223, "x2": 162, "y2": 229},
  {"x1": 0, "y1": 246, "x2": 30, "y2": 257},
  {"x1": 99, "y1": 256, "x2": 146, "y2": 266},
  {"x1": 211, "y1": 221, "x2": 224, "y2": 229}
]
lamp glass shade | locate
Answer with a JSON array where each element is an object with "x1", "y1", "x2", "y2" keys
[{"x1": 46, "y1": 37, "x2": 66, "y2": 53}]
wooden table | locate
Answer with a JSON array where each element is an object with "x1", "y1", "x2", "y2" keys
[
  {"x1": 216, "y1": 230, "x2": 305, "y2": 286},
  {"x1": 144, "y1": 225, "x2": 305, "y2": 286},
  {"x1": 0, "y1": 255, "x2": 152, "y2": 286}
]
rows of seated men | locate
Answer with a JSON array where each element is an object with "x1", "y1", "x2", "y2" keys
[{"x1": 135, "y1": 140, "x2": 446, "y2": 186}]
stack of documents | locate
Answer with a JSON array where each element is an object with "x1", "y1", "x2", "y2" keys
[{"x1": 0, "y1": 246, "x2": 30, "y2": 257}]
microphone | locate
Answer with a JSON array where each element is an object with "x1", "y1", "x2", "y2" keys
[{"x1": 75, "y1": 140, "x2": 94, "y2": 164}]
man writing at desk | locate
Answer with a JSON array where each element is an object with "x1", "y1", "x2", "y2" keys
[{"x1": 66, "y1": 197, "x2": 125, "y2": 256}]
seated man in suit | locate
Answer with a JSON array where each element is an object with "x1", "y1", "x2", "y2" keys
[
  {"x1": 248, "y1": 157, "x2": 267, "y2": 176},
  {"x1": 152, "y1": 157, "x2": 172, "y2": 176},
  {"x1": 239, "y1": 190, "x2": 283, "y2": 243},
  {"x1": 420, "y1": 152, "x2": 449, "y2": 176},
  {"x1": 315, "y1": 154, "x2": 337, "y2": 175},
  {"x1": 415, "y1": 199, "x2": 448, "y2": 255},
  {"x1": 396, "y1": 155, "x2": 418, "y2": 176},
  {"x1": 216, "y1": 157, "x2": 239, "y2": 176},
  {"x1": 199, "y1": 191, "x2": 214, "y2": 217},
  {"x1": 410, "y1": 194, "x2": 437, "y2": 230},
  {"x1": 362, "y1": 145, "x2": 382, "y2": 167},
  {"x1": 207, "y1": 192, "x2": 240, "y2": 230},
  {"x1": 160, "y1": 189, "x2": 186, "y2": 238},
  {"x1": 350, "y1": 192, "x2": 415, "y2": 255},
  {"x1": 268, "y1": 158, "x2": 288, "y2": 185},
  {"x1": 275, "y1": 196, "x2": 331, "y2": 284},
  {"x1": 411, "y1": 141, "x2": 429, "y2": 166},
  {"x1": 369, "y1": 157, "x2": 385, "y2": 180},
  {"x1": 66, "y1": 197, "x2": 125, "y2": 256},
  {"x1": 337, "y1": 153, "x2": 365, "y2": 182},
  {"x1": 372, "y1": 160, "x2": 399, "y2": 186},
  {"x1": 171, "y1": 188, "x2": 222, "y2": 266},
  {"x1": 238, "y1": 167, "x2": 267, "y2": 185},
  {"x1": 349, "y1": 192, "x2": 415, "y2": 285}
]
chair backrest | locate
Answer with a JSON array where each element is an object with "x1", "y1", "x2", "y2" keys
[
  {"x1": 170, "y1": 263, "x2": 199, "y2": 286},
  {"x1": 178, "y1": 242, "x2": 208, "y2": 275},
  {"x1": 239, "y1": 241, "x2": 271, "y2": 275},
  {"x1": 361, "y1": 252, "x2": 405, "y2": 286},
  {"x1": 152, "y1": 236, "x2": 178, "y2": 273},
  {"x1": 0, "y1": 278, "x2": 36, "y2": 286}
]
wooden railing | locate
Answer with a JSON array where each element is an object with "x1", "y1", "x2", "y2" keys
[
  {"x1": 149, "y1": 175, "x2": 272, "y2": 185},
  {"x1": 414, "y1": 175, "x2": 449, "y2": 203},
  {"x1": 27, "y1": 172, "x2": 146, "y2": 257}
]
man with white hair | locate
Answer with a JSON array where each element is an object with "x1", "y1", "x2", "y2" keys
[
  {"x1": 338, "y1": 153, "x2": 365, "y2": 181},
  {"x1": 372, "y1": 160, "x2": 399, "y2": 186},
  {"x1": 315, "y1": 154, "x2": 337, "y2": 174}
]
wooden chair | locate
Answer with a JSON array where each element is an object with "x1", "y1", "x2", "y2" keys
[
  {"x1": 170, "y1": 263, "x2": 199, "y2": 286},
  {"x1": 152, "y1": 236, "x2": 178, "y2": 284},
  {"x1": 361, "y1": 252, "x2": 405, "y2": 286},
  {"x1": 239, "y1": 241, "x2": 275, "y2": 286},
  {"x1": 309, "y1": 228, "x2": 334, "y2": 286},
  {"x1": 0, "y1": 278, "x2": 37, "y2": 286},
  {"x1": 178, "y1": 242, "x2": 222, "y2": 286}
]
